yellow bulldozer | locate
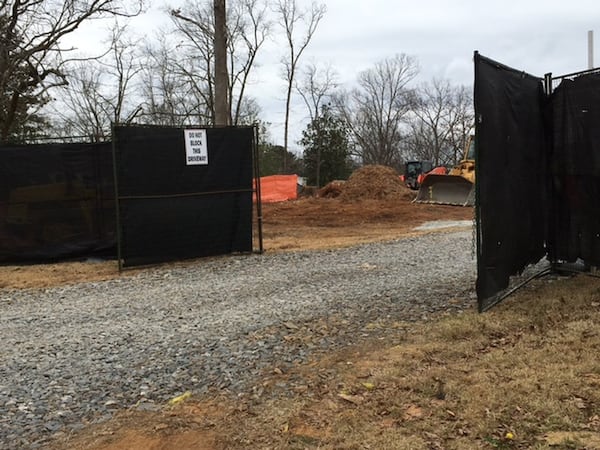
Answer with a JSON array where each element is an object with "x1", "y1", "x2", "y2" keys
[{"x1": 414, "y1": 135, "x2": 475, "y2": 206}]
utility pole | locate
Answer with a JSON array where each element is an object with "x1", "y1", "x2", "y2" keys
[
  {"x1": 214, "y1": 0, "x2": 230, "y2": 125},
  {"x1": 588, "y1": 30, "x2": 594, "y2": 70}
]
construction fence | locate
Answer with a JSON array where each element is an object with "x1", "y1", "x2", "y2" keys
[
  {"x1": 475, "y1": 53, "x2": 600, "y2": 310},
  {"x1": 0, "y1": 125, "x2": 261, "y2": 267}
]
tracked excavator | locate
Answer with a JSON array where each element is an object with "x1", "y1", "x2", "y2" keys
[
  {"x1": 414, "y1": 135, "x2": 475, "y2": 206},
  {"x1": 400, "y1": 160, "x2": 433, "y2": 190}
]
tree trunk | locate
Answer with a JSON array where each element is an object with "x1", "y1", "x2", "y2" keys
[
  {"x1": 213, "y1": 0, "x2": 229, "y2": 126},
  {"x1": 283, "y1": 80, "x2": 292, "y2": 172},
  {"x1": 1, "y1": 92, "x2": 20, "y2": 144}
]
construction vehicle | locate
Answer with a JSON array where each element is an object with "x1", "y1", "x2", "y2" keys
[
  {"x1": 400, "y1": 160, "x2": 433, "y2": 190},
  {"x1": 414, "y1": 135, "x2": 475, "y2": 206}
]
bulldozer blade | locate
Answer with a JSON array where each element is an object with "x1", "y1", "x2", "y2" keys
[{"x1": 414, "y1": 174, "x2": 475, "y2": 206}]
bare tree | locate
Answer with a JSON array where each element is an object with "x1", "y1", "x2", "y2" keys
[
  {"x1": 227, "y1": 0, "x2": 269, "y2": 125},
  {"x1": 55, "y1": 24, "x2": 143, "y2": 141},
  {"x1": 334, "y1": 54, "x2": 419, "y2": 169},
  {"x1": 405, "y1": 79, "x2": 473, "y2": 166},
  {"x1": 235, "y1": 95, "x2": 262, "y2": 125},
  {"x1": 170, "y1": 3, "x2": 216, "y2": 123},
  {"x1": 445, "y1": 84, "x2": 474, "y2": 162},
  {"x1": 0, "y1": 0, "x2": 144, "y2": 143},
  {"x1": 295, "y1": 62, "x2": 338, "y2": 122},
  {"x1": 56, "y1": 64, "x2": 108, "y2": 140},
  {"x1": 274, "y1": 0, "x2": 326, "y2": 171},
  {"x1": 139, "y1": 34, "x2": 202, "y2": 126},
  {"x1": 170, "y1": 0, "x2": 269, "y2": 125},
  {"x1": 409, "y1": 78, "x2": 454, "y2": 166},
  {"x1": 295, "y1": 62, "x2": 338, "y2": 186}
]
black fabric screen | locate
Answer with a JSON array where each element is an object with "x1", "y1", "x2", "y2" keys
[
  {"x1": 548, "y1": 74, "x2": 600, "y2": 266},
  {"x1": 113, "y1": 125, "x2": 254, "y2": 267},
  {"x1": 474, "y1": 53, "x2": 548, "y2": 309},
  {"x1": 0, "y1": 142, "x2": 115, "y2": 263}
]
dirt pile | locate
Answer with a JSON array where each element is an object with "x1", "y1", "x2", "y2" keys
[
  {"x1": 339, "y1": 165, "x2": 415, "y2": 201},
  {"x1": 317, "y1": 180, "x2": 346, "y2": 198}
]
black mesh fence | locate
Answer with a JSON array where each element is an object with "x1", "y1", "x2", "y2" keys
[
  {"x1": 475, "y1": 52, "x2": 600, "y2": 311},
  {"x1": 548, "y1": 74, "x2": 600, "y2": 266},
  {"x1": 0, "y1": 142, "x2": 115, "y2": 263},
  {"x1": 0, "y1": 126, "x2": 258, "y2": 265},
  {"x1": 112, "y1": 125, "x2": 255, "y2": 268},
  {"x1": 474, "y1": 53, "x2": 548, "y2": 309}
]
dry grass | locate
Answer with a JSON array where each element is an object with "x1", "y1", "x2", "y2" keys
[{"x1": 57, "y1": 273, "x2": 600, "y2": 450}]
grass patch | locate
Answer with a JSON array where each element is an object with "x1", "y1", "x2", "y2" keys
[{"x1": 219, "y1": 275, "x2": 600, "y2": 449}]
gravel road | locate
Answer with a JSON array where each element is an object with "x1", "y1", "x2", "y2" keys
[{"x1": 0, "y1": 230, "x2": 476, "y2": 449}]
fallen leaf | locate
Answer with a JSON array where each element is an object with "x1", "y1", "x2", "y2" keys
[
  {"x1": 403, "y1": 404, "x2": 424, "y2": 420},
  {"x1": 168, "y1": 391, "x2": 191, "y2": 406},
  {"x1": 574, "y1": 396, "x2": 587, "y2": 409},
  {"x1": 325, "y1": 399, "x2": 339, "y2": 410},
  {"x1": 338, "y1": 393, "x2": 364, "y2": 405},
  {"x1": 380, "y1": 418, "x2": 398, "y2": 428}
]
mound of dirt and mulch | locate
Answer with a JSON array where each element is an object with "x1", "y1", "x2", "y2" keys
[
  {"x1": 316, "y1": 180, "x2": 346, "y2": 198},
  {"x1": 317, "y1": 165, "x2": 415, "y2": 201}
]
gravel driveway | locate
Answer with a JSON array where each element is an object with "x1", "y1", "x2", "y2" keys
[{"x1": 0, "y1": 230, "x2": 476, "y2": 449}]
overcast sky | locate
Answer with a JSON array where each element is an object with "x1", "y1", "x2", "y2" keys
[{"x1": 66, "y1": 0, "x2": 600, "y2": 151}]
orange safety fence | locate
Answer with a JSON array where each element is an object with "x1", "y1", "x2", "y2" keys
[{"x1": 254, "y1": 174, "x2": 298, "y2": 203}]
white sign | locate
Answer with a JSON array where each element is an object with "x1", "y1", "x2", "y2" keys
[{"x1": 184, "y1": 129, "x2": 208, "y2": 165}]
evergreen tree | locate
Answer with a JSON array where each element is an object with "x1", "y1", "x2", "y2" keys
[
  {"x1": 0, "y1": 15, "x2": 50, "y2": 143},
  {"x1": 300, "y1": 104, "x2": 352, "y2": 187},
  {"x1": 258, "y1": 143, "x2": 303, "y2": 176}
]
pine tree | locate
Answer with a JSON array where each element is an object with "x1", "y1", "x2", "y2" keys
[{"x1": 300, "y1": 105, "x2": 353, "y2": 187}]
